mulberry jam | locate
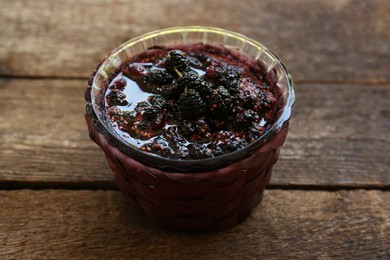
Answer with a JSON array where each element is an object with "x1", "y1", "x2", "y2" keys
[{"x1": 104, "y1": 44, "x2": 278, "y2": 159}]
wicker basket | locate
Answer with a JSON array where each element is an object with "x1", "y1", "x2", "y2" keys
[
  {"x1": 85, "y1": 27, "x2": 294, "y2": 231},
  {"x1": 86, "y1": 113, "x2": 288, "y2": 231}
]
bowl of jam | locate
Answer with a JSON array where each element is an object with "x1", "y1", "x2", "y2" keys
[{"x1": 85, "y1": 27, "x2": 294, "y2": 230}]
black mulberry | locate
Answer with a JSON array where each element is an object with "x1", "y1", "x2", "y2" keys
[
  {"x1": 245, "y1": 122, "x2": 265, "y2": 142},
  {"x1": 164, "y1": 50, "x2": 189, "y2": 74},
  {"x1": 141, "y1": 138, "x2": 172, "y2": 158},
  {"x1": 207, "y1": 86, "x2": 233, "y2": 119},
  {"x1": 188, "y1": 143, "x2": 213, "y2": 159},
  {"x1": 230, "y1": 107, "x2": 259, "y2": 130},
  {"x1": 136, "y1": 96, "x2": 167, "y2": 119},
  {"x1": 188, "y1": 52, "x2": 212, "y2": 68},
  {"x1": 161, "y1": 82, "x2": 184, "y2": 99},
  {"x1": 206, "y1": 64, "x2": 241, "y2": 93},
  {"x1": 178, "y1": 71, "x2": 213, "y2": 97},
  {"x1": 143, "y1": 70, "x2": 173, "y2": 86},
  {"x1": 212, "y1": 131, "x2": 247, "y2": 154},
  {"x1": 106, "y1": 89, "x2": 128, "y2": 107},
  {"x1": 178, "y1": 118, "x2": 211, "y2": 141},
  {"x1": 177, "y1": 89, "x2": 206, "y2": 119}
]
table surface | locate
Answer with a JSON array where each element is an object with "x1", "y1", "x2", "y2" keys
[{"x1": 1, "y1": 0, "x2": 389, "y2": 259}]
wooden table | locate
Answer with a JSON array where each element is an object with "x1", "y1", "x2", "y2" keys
[{"x1": 1, "y1": 0, "x2": 389, "y2": 259}]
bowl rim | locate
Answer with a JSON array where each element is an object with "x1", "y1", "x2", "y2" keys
[{"x1": 90, "y1": 26, "x2": 295, "y2": 170}]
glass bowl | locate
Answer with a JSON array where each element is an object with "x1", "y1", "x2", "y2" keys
[{"x1": 86, "y1": 26, "x2": 295, "y2": 172}]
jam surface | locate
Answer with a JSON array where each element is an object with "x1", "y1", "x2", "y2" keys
[{"x1": 104, "y1": 44, "x2": 278, "y2": 159}]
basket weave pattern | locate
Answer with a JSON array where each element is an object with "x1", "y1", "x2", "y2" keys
[{"x1": 86, "y1": 114, "x2": 288, "y2": 231}]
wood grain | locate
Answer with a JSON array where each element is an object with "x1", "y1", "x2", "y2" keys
[
  {"x1": 0, "y1": 79, "x2": 389, "y2": 188},
  {"x1": 0, "y1": 0, "x2": 389, "y2": 82},
  {"x1": 0, "y1": 1, "x2": 388, "y2": 258},
  {"x1": 0, "y1": 190, "x2": 388, "y2": 259}
]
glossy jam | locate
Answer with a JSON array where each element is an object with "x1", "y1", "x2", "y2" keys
[{"x1": 104, "y1": 44, "x2": 278, "y2": 159}]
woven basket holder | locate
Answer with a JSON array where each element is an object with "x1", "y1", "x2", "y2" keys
[
  {"x1": 86, "y1": 112, "x2": 288, "y2": 231},
  {"x1": 85, "y1": 57, "x2": 290, "y2": 231}
]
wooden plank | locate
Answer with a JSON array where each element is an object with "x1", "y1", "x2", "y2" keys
[
  {"x1": 0, "y1": 190, "x2": 388, "y2": 259},
  {"x1": 0, "y1": 78, "x2": 113, "y2": 185},
  {"x1": 0, "y1": 0, "x2": 389, "y2": 82},
  {"x1": 0, "y1": 79, "x2": 389, "y2": 187},
  {"x1": 276, "y1": 83, "x2": 390, "y2": 187}
]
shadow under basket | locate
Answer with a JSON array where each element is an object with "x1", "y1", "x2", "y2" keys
[{"x1": 85, "y1": 114, "x2": 288, "y2": 231}]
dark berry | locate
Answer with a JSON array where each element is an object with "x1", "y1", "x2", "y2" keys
[
  {"x1": 106, "y1": 89, "x2": 128, "y2": 106},
  {"x1": 222, "y1": 136, "x2": 246, "y2": 153},
  {"x1": 133, "y1": 96, "x2": 167, "y2": 131},
  {"x1": 221, "y1": 65, "x2": 240, "y2": 82},
  {"x1": 186, "y1": 55, "x2": 203, "y2": 68},
  {"x1": 191, "y1": 80, "x2": 213, "y2": 98},
  {"x1": 236, "y1": 87, "x2": 260, "y2": 111},
  {"x1": 212, "y1": 131, "x2": 247, "y2": 154},
  {"x1": 134, "y1": 100, "x2": 150, "y2": 114},
  {"x1": 109, "y1": 78, "x2": 126, "y2": 90},
  {"x1": 178, "y1": 118, "x2": 211, "y2": 141},
  {"x1": 160, "y1": 126, "x2": 190, "y2": 159},
  {"x1": 230, "y1": 107, "x2": 259, "y2": 130},
  {"x1": 178, "y1": 71, "x2": 213, "y2": 97},
  {"x1": 206, "y1": 64, "x2": 241, "y2": 93},
  {"x1": 122, "y1": 63, "x2": 148, "y2": 79},
  {"x1": 138, "y1": 113, "x2": 165, "y2": 132},
  {"x1": 177, "y1": 89, "x2": 206, "y2": 119},
  {"x1": 206, "y1": 64, "x2": 238, "y2": 80},
  {"x1": 258, "y1": 91, "x2": 276, "y2": 110},
  {"x1": 236, "y1": 84, "x2": 276, "y2": 116},
  {"x1": 188, "y1": 143, "x2": 213, "y2": 159},
  {"x1": 188, "y1": 52, "x2": 212, "y2": 68},
  {"x1": 245, "y1": 122, "x2": 265, "y2": 142},
  {"x1": 141, "y1": 138, "x2": 172, "y2": 158},
  {"x1": 219, "y1": 65, "x2": 241, "y2": 93},
  {"x1": 161, "y1": 126, "x2": 181, "y2": 143},
  {"x1": 164, "y1": 50, "x2": 189, "y2": 74},
  {"x1": 161, "y1": 82, "x2": 184, "y2": 99},
  {"x1": 175, "y1": 146, "x2": 190, "y2": 159},
  {"x1": 207, "y1": 86, "x2": 233, "y2": 119},
  {"x1": 205, "y1": 64, "x2": 218, "y2": 79},
  {"x1": 225, "y1": 79, "x2": 241, "y2": 94},
  {"x1": 144, "y1": 96, "x2": 167, "y2": 118},
  {"x1": 107, "y1": 107, "x2": 123, "y2": 123},
  {"x1": 178, "y1": 69, "x2": 197, "y2": 79},
  {"x1": 150, "y1": 95, "x2": 167, "y2": 108},
  {"x1": 210, "y1": 145, "x2": 224, "y2": 157},
  {"x1": 150, "y1": 113, "x2": 165, "y2": 130},
  {"x1": 143, "y1": 70, "x2": 173, "y2": 86}
]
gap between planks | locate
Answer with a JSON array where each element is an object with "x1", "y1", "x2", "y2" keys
[
  {"x1": 0, "y1": 180, "x2": 389, "y2": 191},
  {"x1": 1, "y1": 75, "x2": 390, "y2": 86}
]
